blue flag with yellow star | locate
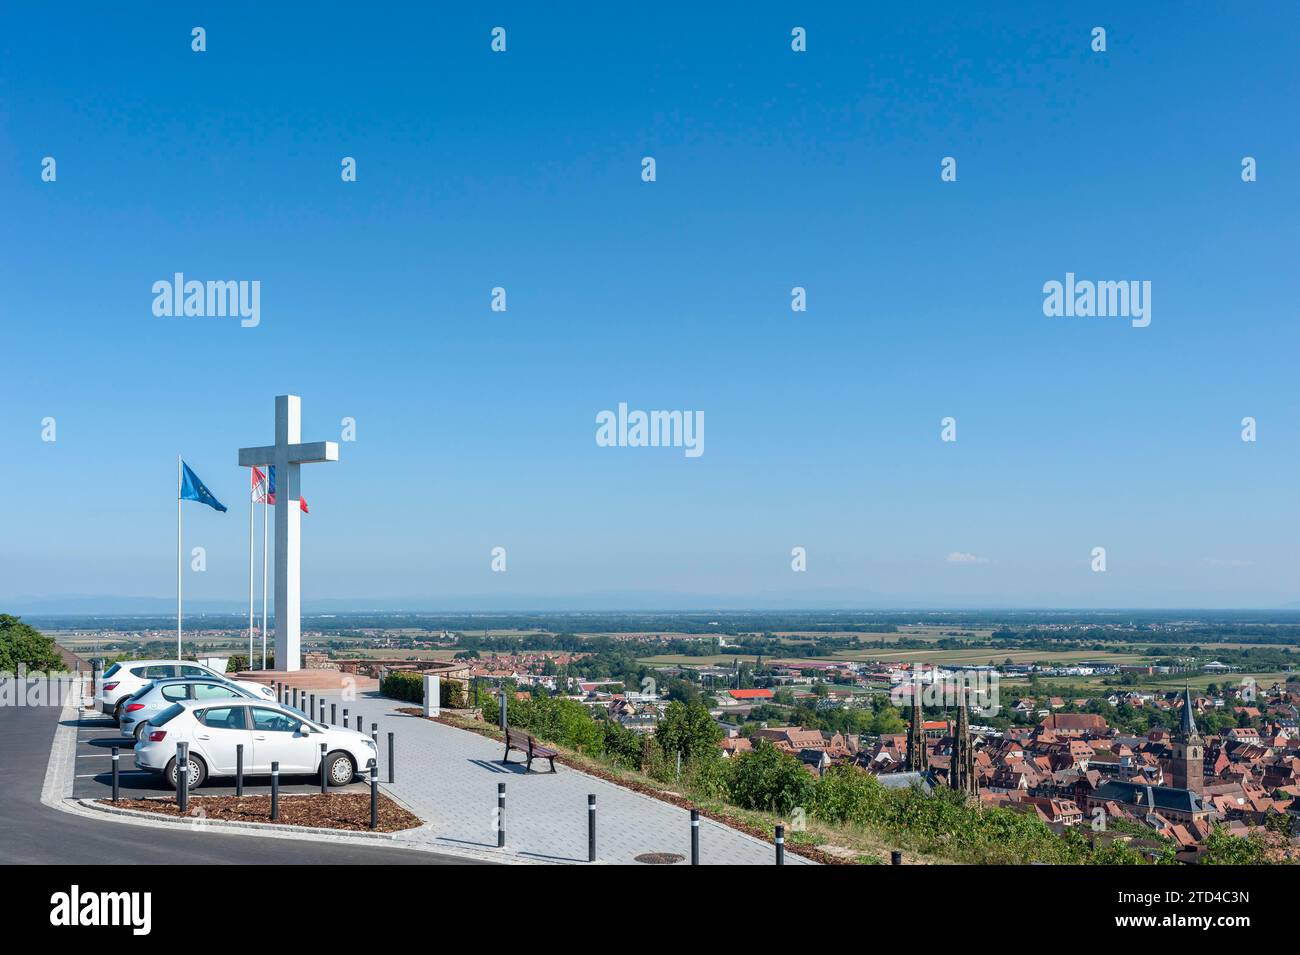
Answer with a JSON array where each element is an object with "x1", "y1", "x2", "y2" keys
[{"x1": 179, "y1": 461, "x2": 227, "y2": 512}]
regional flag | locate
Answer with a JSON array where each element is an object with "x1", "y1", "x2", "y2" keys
[
  {"x1": 266, "y1": 465, "x2": 309, "y2": 513},
  {"x1": 180, "y1": 461, "x2": 228, "y2": 512},
  {"x1": 251, "y1": 466, "x2": 268, "y2": 503}
]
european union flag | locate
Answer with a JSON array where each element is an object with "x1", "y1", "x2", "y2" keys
[{"x1": 180, "y1": 461, "x2": 228, "y2": 512}]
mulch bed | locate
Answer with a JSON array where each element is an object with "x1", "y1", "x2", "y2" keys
[
  {"x1": 99, "y1": 793, "x2": 421, "y2": 833},
  {"x1": 394, "y1": 706, "x2": 850, "y2": 864}
]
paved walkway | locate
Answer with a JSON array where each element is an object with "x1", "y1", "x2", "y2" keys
[{"x1": 314, "y1": 689, "x2": 812, "y2": 865}]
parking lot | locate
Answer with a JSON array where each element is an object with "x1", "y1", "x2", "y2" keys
[{"x1": 71, "y1": 709, "x2": 368, "y2": 800}]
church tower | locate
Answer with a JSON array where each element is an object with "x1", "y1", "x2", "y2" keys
[
  {"x1": 907, "y1": 677, "x2": 927, "y2": 772},
  {"x1": 950, "y1": 687, "x2": 977, "y2": 797},
  {"x1": 1168, "y1": 686, "x2": 1204, "y2": 794}
]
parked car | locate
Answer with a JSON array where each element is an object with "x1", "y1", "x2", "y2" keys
[
  {"x1": 119, "y1": 678, "x2": 264, "y2": 741},
  {"x1": 96, "y1": 660, "x2": 275, "y2": 724},
  {"x1": 135, "y1": 699, "x2": 377, "y2": 789}
]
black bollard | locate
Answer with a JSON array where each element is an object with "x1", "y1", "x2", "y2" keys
[
  {"x1": 176, "y1": 742, "x2": 189, "y2": 813},
  {"x1": 236, "y1": 744, "x2": 244, "y2": 797},
  {"x1": 588, "y1": 794, "x2": 596, "y2": 862},
  {"x1": 387, "y1": 732, "x2": 395, "y2": 783},
  {"x1": 309, "y1": 693, "x2": 315, "y2": 718},
  {"x1": 497, "y1": 782, "x2": 506, "y2": 847},
  {"x1": 355, "y1": 715, "x2": 362, "y2": 732},
  {"x1": 775, "y1": 825, "x2": 785, "y2": 865},
  {"x1": 342, "y1": 707, "x2": 349, "y2": 727},
  {"x1": 369, "y1": 763, "x2": 379, "y2": 830},
  {"x1": 320, "y1": 743, "x2": 328, "y2": 793},
  {"x1": 371, "y1": 722, "x2": 378, "y2": 746},
  {"x1": 271, "y1": 761, "x2": 280, "y2": 821},
  {"x1": 292, "y1": 688, "x2": 298, "y2": 709},
  {"x1": 331, "y1": 703, "x2": 337, "y2": 725},
  {"x1": 891, "y1": 849, "x2": 902, "y2": 865},
  {"x1": 111, "y1": 746, "x2": 120, "y2": 802},
  {"x1": 690, "y1": 808, "x2": 700, "y2": 865}
]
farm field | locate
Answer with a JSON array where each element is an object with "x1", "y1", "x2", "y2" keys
[
  {"x1": 1000, "y1": 670, "x2": 1294, "y2": 694},
  {"x1": 334, "y1": 648, "x2": 462, "y2": 660},
  {"x1": 635, "y1": 646, "x2": 1156, "y2": 668}
]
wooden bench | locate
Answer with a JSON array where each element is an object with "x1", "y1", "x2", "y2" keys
[{"x1": 503, "y1": 726, "x2": 558, "y2": 773}]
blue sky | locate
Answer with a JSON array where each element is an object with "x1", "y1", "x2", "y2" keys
[{"x1": 2, "y1": 4, "x2": 1297, "y2": 610}]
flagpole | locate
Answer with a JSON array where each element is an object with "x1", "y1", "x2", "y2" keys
[
  {"x1": 248, "y1": 469, "x2": 255, "y2": 670},
  {"x1": 176, "y1": 453, "x2": 183, "y2": 660},
  {"x1": 261, "y1": 479, "x2": 269, "y2": 669}
]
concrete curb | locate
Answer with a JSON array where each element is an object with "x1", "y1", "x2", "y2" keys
[{"x1": 80, "y1": 797, "x2": 401, "y2": 841}]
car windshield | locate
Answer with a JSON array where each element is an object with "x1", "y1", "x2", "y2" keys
[
  {"x1": 102, "y1": 663, "x2": 121, "y2": 678},
  {"x1": 126, "y1": 686, "x2": 152, "y2": 700},
  {"x1": 151, "y1": 703, "x2": 186, "y2": 727}
]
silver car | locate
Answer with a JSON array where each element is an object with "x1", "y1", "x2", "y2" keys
[{"x1": 120, "y1": 678, "x2": 262, "y2": 741}]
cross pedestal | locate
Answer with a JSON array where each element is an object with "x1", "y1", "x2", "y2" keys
[{"x1": 238, "y1": 395, "x2": 338, "y2": 671}]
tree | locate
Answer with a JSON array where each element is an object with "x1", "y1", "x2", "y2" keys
[
  {"x1": 665, "y1": 678, "x2": 700, "y2": 705},
  {"x1": 1201, "y1": 824, "x2": 1268, "y2": 865},
  {"x1": 655, "y1": 700, "x2": 722, "y2": 761},
  {"x1": 0, "y1": 615, "x2": 65, "y2": 672},
  {"x1": 728, "y1": 741, "x2": 816, "y2": 814},
  {"x1": 869, "y1": 704, "x2": 906, "y2": 735}
]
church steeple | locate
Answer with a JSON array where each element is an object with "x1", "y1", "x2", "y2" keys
[
  {"x1": 1177, "y1": 685, "x2": 1199, "y2": 737},
  {"x1": 907, "y1": 677, "x2": 927, "y2": 772},
  {"x1": 1169, "y1": 686, "x2": 1203, "y2": 794},
  {"x1": 950, "y1": 687, "x2": 977, "y2": 797}
]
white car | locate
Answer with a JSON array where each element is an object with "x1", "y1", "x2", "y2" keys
[
  {"x1": 119, "y1": 678, "x2": 263, "y2": 741},
  {"x1": 96, "y1": 660, "x2": 275, "y2": 724},
  {"x1": 135, "y1": 699, "x2": 377, "y2": 789}
]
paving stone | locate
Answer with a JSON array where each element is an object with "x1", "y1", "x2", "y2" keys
[{"x1": 313, "y1": 689, "x2": 813, "y2": 865}]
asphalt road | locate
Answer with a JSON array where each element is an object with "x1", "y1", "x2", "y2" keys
[{"x1": 0, "y1": 693, "x2": 484, "y2": 865}]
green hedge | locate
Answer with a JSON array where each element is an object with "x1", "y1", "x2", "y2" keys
[
  {"x1": 379, "y1": 670, "x2": 465, "y2": 708},
  {"x1": 225, "y1": 654, "x2": 275, "y2": 672}
]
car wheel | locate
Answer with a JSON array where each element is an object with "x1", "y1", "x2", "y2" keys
[
  {"x1": 133, "y1": 722, "x2": 147, "y2": 742},
  {"x1": 165, "y1": 754, "x2": 207, "y2": 790},
  {"x1": 112, "y1": 701, "x2": 124, "y2": 726},
  {"x1": 325, "y1": 751, "x2": 355, "y2": 787}
]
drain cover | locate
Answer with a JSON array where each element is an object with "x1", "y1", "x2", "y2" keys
[{"x1": 634, "y1": 852, "x2": 685, "y2": 865}]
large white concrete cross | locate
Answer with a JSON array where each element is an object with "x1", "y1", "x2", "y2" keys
[{"x1": 238, "y1": 395, "x2": 338, "y2": 671}]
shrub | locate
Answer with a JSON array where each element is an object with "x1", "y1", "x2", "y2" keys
[
  {"x1": 601, "y1": 719, "x2": 645, "y2": 771},
  {"x1": 225, "y1": 654, "x2": 274, "y2": 672},
  {"x1": 684, "y1": 751, "x2": 734, "y2": 801},
  {"x1": 380, "y1": 670, "x2": 423, "y2": 703},
  {"x1": 728, "y1": 741, "x2": 816, "y2": 815},
  {"x1": 380, "y1": 671, "x2": 467, "y2": 708}
]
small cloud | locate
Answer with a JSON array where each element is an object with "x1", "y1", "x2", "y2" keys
[
  {"x1": 946, "y1": 551, "x2": 990, "y2": 565},
  {"x1": 1202, "y1": 557, "x2": 1253, "y2": 568}
]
